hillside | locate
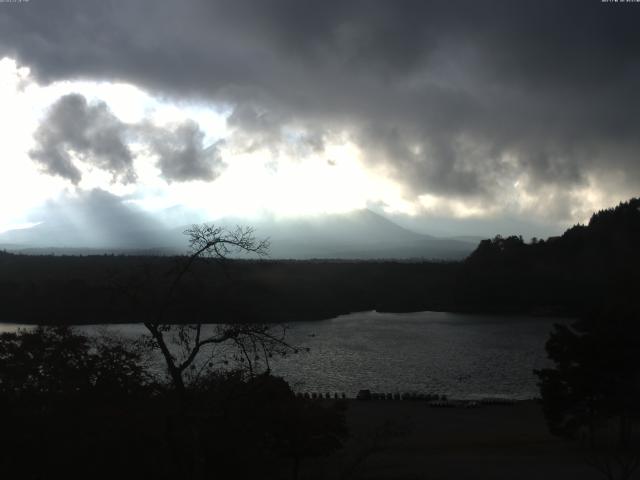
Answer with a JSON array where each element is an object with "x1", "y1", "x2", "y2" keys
[{"x1": 456, "y1": 197, "x2": 640, "y2": 313}]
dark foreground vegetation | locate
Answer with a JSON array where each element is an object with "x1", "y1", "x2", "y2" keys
[
  {"x1": 1, "y1": 197, "x2": 639, "y2": 324},
  {"x1": 535, "y1": 302, "x2": 640, "y2": 480},
  {"x1": 0, "y1": 326, "x2": 348, "y2": 480}
]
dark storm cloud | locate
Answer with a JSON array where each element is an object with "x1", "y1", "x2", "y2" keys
[
  {"x1": 141, "y1": 120, "x2": 225, "y2": 182},
  {"x1": 30, "y1": 94, "x2": 224, "y2": 184},
  {"x1": 4, "y1": 0, "x2": 640, "y2": 215},
  {"x1": 30, "y1": 94, "x2": 135, "y2": 184}
]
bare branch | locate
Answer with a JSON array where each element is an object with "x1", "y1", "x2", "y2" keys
[{"x1": 132, "y1": 222, "x2": 294, "y2": 395}]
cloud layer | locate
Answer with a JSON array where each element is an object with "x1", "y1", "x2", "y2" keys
[
  {"x1": 141, "y1": 120, "x2": 224, "y2": 183},
  {"x1": 3, "y1": 0, "x2": 640, "y2": 222},
  {"x1": 30, "y1": 94, "x2": 135, "y2": 184},
  {"x1": 30, "y1": 94, "x2": 224, "y2": 184}
]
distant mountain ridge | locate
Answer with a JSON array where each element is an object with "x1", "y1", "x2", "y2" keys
[
  {"x1": 210, "y1": 209, "x2": 476, "y2": 259},
  {"x1": 0, "y1": 208, "x2": 476, "y2": 260}
]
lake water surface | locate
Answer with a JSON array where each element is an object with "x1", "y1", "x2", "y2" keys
[
  {"x1": 1, "y1": 311, "x2": 568, "y2": 399},
  {"x1": 273, "y1": 310, "x2": 567, "y2": 399}
]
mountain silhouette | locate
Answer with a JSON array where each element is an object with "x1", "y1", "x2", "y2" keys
[
  {"x1": 181, "y1": 209, "x2": 476, "y2": 260},
  {"x1": 0, "y1": 207, "x2": 476, "y2": 259}
]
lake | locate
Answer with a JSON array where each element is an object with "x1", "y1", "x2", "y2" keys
[{"x1": 1, "y1": 310, "x2": 568, "y2": 400}]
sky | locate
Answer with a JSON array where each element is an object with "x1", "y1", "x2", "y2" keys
[{"x1": 0, "y1": 0, "x2": 639, "y2": 241}]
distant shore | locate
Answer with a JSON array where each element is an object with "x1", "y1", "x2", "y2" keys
[{"x1": 0, "y1": 253, "x2": 584, "y2": 325}]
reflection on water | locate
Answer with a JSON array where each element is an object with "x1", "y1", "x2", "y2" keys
[
  {"x1": 1, "y1": 311, "x2": 568, "y2": 399},
  {"x1": 270, "y1": 311, "x2": 566, "y2": 399}
]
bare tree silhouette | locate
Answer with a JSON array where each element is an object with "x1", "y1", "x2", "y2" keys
[
  {"x1": 139, "y1": 224, "x2": 295, "y2": 396},
  {"x1": 107, "y1": 224, "x2": 302, "y2": 479}
]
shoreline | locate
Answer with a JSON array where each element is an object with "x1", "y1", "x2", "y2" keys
[{"x1": 0, "y1": 307, "x2": 575, "y2": 326}]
